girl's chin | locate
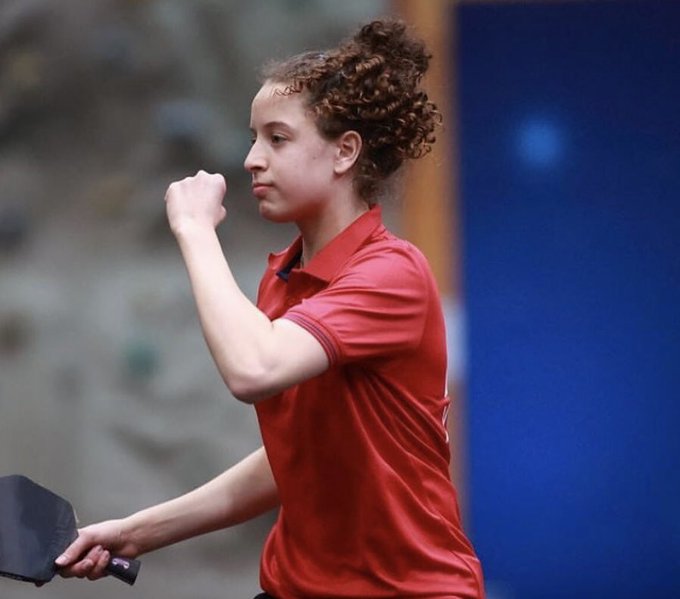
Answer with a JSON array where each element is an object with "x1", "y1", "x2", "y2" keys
[{"x1": 258, "y1": 202, "x2": 291, "y2": 223}]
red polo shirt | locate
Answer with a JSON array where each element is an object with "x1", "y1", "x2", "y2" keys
[{"x1": 255, "y1": 206, "x2": 484, "y2": 598}]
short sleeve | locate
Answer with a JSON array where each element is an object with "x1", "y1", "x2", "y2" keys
[{"x1": 283, "y1": 244, "x2": 431, "y2": 365}]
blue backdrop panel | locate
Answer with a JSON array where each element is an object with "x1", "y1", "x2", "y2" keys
[{"x1": 458, "y1": 1, "x2": 680, "y2": 597}]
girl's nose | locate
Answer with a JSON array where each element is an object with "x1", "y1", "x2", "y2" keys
[{"x1": 244, "y1": 141, "x2": 265, "y2": 172}]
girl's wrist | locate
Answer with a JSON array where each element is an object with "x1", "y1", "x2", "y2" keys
[
  {"x1": 170, "y1": 216, "x2": 215, "y2": 240},
  {"x1": 120, "y1": 512, "x2": 152, "y2": 556}
]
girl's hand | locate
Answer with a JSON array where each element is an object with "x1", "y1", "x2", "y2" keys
[
  {"x1": 55, "y1": 519, "x2": 139, "y2": 582},
  {"x1": 164, "y1": 170, "x2": 227, "y2": 235}
]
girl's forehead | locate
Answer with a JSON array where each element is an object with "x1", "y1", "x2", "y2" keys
[
  {"x1": 255, "y1": 81, "x2": 288, "y2": 99},
  {"x1": 250, "y1": 82, "x2": 307, "y2": 119}
]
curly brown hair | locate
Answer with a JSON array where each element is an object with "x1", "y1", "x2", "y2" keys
[{"x1": 261, "y1": 19, "x2": 441, "y2": 203}]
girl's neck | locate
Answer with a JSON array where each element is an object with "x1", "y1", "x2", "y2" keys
[{"x1": 296, "y1": 195, "x2": 370, "y2": 266}]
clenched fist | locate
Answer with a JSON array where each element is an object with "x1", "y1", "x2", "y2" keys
[{"x1": 164, "y1": 170, "x2": 227, "y2": 235}]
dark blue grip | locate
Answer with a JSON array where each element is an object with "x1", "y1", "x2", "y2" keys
[{"x1": 105, "y1": 556, "x2": 140, "y2": 585}]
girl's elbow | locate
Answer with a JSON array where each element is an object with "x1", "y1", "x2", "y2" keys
[
  {"x1": 230, "y1": 385, "x2": 260, "y2": 404},
  {"x1": 226, "y1": 372, "x2": 275, "y2": 404}
]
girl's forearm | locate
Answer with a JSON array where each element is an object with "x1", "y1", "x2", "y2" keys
[
  {"x1": 173, "y1": 221, "x2": 280, "y2": 399},
  {"x1": 124, "y1": 447, "x2": 278, "y2": 555}
]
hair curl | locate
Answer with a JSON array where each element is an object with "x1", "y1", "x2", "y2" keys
[{"x1": 261, "y1": 19, "x2": 441, "y2": 202}]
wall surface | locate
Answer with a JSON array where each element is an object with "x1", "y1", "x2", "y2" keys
[{"x1": 0, "y1": 2, "x2": 389, "y2": 598}]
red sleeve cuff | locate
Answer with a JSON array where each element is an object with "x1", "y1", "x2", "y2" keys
[{"x1": 283, "y1": 311, "x2": 340, "y2": 365}]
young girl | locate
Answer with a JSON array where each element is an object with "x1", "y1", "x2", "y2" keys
[{"x1": 56, "y1": 19, "x2": 484, "y2": 598}]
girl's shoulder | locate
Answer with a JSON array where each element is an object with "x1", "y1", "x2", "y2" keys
[
  {"x1": 344, "y1": 227, "x2": 437, "y2": 286},
  {"x1": 363, "y1": 226, "x2": 430, "y2": 264}
]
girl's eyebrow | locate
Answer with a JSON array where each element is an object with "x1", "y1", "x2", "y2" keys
[{"x1": 250, "y1": 121, "x2": 294, "y2": 132}]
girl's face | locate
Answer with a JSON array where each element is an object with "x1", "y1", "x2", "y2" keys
[{"x1": 244, "y1": 81, "x2": 340, "y2": 223}]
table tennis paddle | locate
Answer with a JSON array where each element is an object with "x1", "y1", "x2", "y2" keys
[{"x1": 0, "y1": 474, "x2": 140, "y2": 586}]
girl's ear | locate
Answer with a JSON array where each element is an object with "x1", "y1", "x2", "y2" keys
[{"x1": 334, "y1": 130, "x2": 362, "y2": 175}]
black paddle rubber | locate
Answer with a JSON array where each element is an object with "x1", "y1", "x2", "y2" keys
[{"x1": 0, "y1": 475, "x2": 140, "y2": 585}]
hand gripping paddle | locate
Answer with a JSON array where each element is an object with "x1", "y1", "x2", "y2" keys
[{"x1": 0, "y1": 475, "x2": 140, "y2": 586}]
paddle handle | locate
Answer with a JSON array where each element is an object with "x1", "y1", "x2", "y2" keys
[{"x1": 105, "y1": 556, "x2": 141, "y2": 585}]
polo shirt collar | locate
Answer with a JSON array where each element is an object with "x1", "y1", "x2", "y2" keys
[{"x1": 272, "y1": 205, "x2": 384, "y2": 283}]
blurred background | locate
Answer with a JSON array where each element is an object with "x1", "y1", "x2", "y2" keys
[{"x1": 0, "y1": 0, "x2": 678, "y2": 598}]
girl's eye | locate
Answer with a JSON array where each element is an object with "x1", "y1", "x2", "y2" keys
[{"x1": 271, "y1": 134, "x2": 286, "y2": 144}]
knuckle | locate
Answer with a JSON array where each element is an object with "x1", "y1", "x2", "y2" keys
[{"x1": 73, "y1": 565, "x2": 88, "y2": 578}]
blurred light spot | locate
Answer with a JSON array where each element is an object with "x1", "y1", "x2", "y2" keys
[
  {"x1": 0, "y1": 205, "x2": 30, "y2": 252},
  {"x1": 123, "y1": 338, "x2": 160, "y2": 380},
  {"x1": 91, "y1": 25, "x2": 135, "y2": 73},
  {"x1": 516, "y1": 119, "x2": 563, "y2": 167},
  {"x1": 154, "y1": 99, "x2": 212, "y2": 146}
]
